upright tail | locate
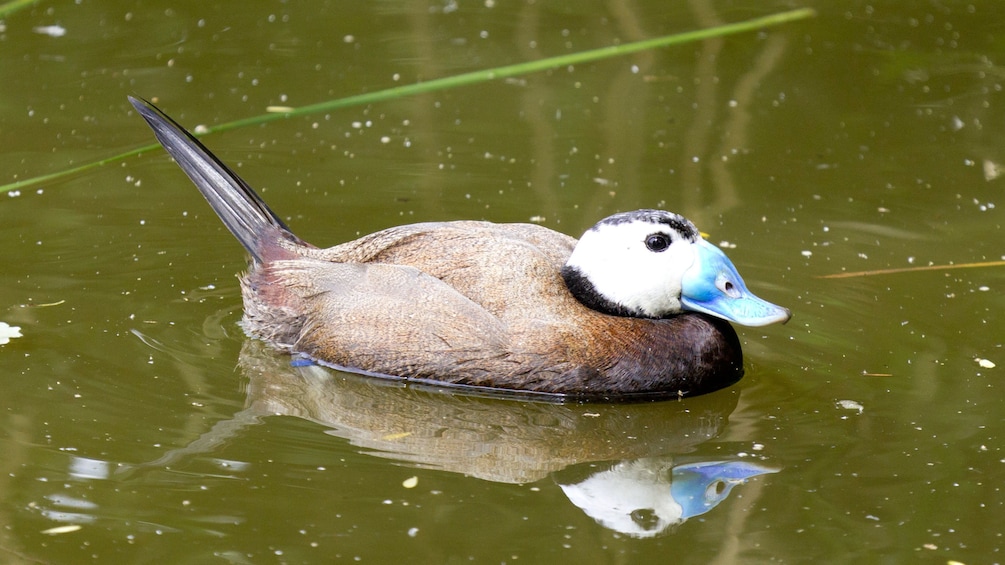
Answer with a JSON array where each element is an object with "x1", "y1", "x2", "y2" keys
[{"x1": 129, "y1": 96, "x2": 305, "y2": 263}]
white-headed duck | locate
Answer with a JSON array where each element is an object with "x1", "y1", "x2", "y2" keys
[{"x1": 130, "y1": 96, "x2": 790, "y2": 400}]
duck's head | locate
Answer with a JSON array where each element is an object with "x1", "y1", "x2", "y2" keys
[{"x1": 561, "y1": 210, "x2": 791, "y2": 327}]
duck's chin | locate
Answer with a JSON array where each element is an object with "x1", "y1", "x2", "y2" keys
[{"x1": 561, "y1": 265, "x2": 679, "y2": 319}]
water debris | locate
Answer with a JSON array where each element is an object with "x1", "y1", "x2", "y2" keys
[
  {"x1": 266, "y1": 106, "x2": 296, "y2": 114},
  {"x1": 836, "y1": 400, "x2": 864, "y2": 414},
  {"x1": 22, "y1": 299, "x2": 64, "y2": 308},
  {"x1": 818, "y1": 260, "x2": 1005, "y2": 279},
  {"x1": 41, "y1": 524, "x2": 82, "y2": 535},
  {"x1": 402, "y1": 476, "x2": 418, "y2": 489},
  {"x1": 0, "y1": 322, "x2": 22, "y2": 345},
  {"x1": 976, "y1": 358, "x2": 996, "y2": 369},
  {"x1": 984, "y1": 159, "x2": 1003, "y2": 181},
  {"x1": 33, "y1": 25, "x2": 66, "y2": 37}
]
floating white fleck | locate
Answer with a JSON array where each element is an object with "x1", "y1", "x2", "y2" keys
[
  {"x1": 0, "y1": 322, "x2": 22, "y2": 345},
  {"x1": 402, "y1": 476, "x2": 418, "y2": 489},
  {"x1": 836, "y1": 399, "x2": 863, "y2": 414},
  {"x1": 33, "y1": 25, "x2": 66, "y2": 37},
  {"x1": 41, "y1": 524, "x2": 82, "y2": 535},
  {"x1": 976, "y1": 358, "x2": 996, "y2": 369},
  {"x1": 984, "y1": 160, "x2": 1003, "y2": 181}
]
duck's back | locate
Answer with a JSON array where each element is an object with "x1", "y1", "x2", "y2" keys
[{"x1": 315, "y1": 221, "x2": 578, "y2": 321}]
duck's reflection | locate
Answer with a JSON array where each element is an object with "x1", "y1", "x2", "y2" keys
[
  {"x1": 128, "y1": 342, "x2": 779, "y2": 537},
  {"x1": 557, "y1": 458, "x2": 776, "y2": 537}
]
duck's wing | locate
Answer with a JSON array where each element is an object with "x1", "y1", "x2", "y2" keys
[
  {"x1": 307, "y1": 220, "x2": 580, "y2": 322},
  {"x1": 241, "y1": 257, "x2": 565, "y2": 385}
]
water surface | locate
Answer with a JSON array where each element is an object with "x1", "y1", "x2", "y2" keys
[{"x1": 1, "y1": 1, "x2": 1003, "y2": 562}]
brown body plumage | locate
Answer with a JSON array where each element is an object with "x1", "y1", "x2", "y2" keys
[{"x1": 131, "y1": 97, "x2": 749, "y2": 400}]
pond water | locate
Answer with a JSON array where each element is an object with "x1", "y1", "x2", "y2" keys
[{"x1": 1, "y1": 0, "x2": 1003, "y2": 562}]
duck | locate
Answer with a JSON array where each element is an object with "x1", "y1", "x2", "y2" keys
[{"x1": 129, "y1": 96, "x2": 790, "y2": 400}]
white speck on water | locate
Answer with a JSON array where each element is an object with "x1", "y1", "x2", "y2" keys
[
  {"x1": 33, "y1": 25, "x2": 66, "y2": 37},
  {"x1": 983, "y1": 159, "x2": 1003, "y2": 181},
  {"x1": 801, "y1": 250, "x2": 812, "y2": 258},
  {"x1": 837, "y1": 400, "x2": 864, "y2": 414},
  {"x1": 41, "y1": 524, "x2": 81, "y2": 535},
  {"x1": 976, "y1": 358, "x2": 996, "y2": 369}
]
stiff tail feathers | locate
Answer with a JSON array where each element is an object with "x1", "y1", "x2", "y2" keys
[{"x1": 129, "y1": 96, "x2": 303, "y2": 263}]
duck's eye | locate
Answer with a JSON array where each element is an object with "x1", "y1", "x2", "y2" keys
[
  {"x1": 629, "y1": 508, "x2": 660, "y2": 531},
  {"x1": 645, "y1": 233, "x2": 671, "y2": 252}
]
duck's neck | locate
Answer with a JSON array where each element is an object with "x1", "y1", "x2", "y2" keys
[{"x1": 605, "y1": 314, "x2": 744, "y2": 397}]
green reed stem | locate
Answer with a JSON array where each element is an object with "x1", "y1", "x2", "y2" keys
[
  {"x1": 0, "y1": 0, "x2": 41, "y2": 18},
  {"x1": 0, "y1": 7, "x2": 815, "y2": 193}
]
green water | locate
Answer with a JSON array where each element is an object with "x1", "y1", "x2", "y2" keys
[{"x1": 1, "y1": 1, "x2": 1003, "y2": 562}]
